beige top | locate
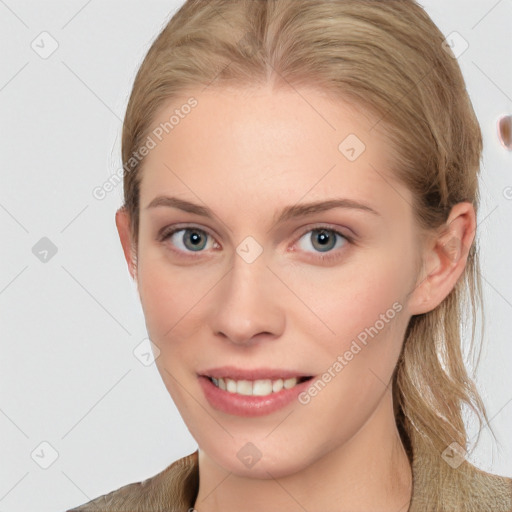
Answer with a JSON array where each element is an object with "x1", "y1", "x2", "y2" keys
[{"x1": 67, "y1": 450, "x2": 512, "y2": 512}]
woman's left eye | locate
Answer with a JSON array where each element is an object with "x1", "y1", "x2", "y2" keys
[{"x1": 296, "y1": 227, "x2": 349, "y2": 257}]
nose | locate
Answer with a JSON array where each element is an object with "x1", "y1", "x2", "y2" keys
[{"x1": 209, "y1": 253, "x2": 285, "y2": 346}]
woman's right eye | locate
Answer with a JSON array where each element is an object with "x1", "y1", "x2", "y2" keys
[{"x1": 160, "y1": 227, "x2": 218, "y2": 255}]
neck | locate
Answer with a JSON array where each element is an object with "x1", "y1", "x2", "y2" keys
[{"x1": 193, "y1": 389, "x2": 413, "y2": 512}]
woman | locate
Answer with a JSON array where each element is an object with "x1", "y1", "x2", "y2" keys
[{"x1": 67, "y1": 0, "x2": 512, "y2": 510}]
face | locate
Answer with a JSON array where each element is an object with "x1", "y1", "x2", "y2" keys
[{"x1": 125, "y1": 85, "x2": 427, "y2": 478}]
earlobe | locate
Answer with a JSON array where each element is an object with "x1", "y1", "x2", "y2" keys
[
  {"x1": 115, "y1": 208, "x2": 137, "y2": 281},
  {"x1": 407, "y1": 202, "x2": 476, "y2": 315}
]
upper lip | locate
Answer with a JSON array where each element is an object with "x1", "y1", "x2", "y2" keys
[{"x1": 198, "y1": 366, "x2": 314, "y2": 381}]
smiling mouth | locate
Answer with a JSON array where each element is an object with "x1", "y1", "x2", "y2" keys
[{"x1": 207, "y1": 376, "x2": 313, "y2": 397}]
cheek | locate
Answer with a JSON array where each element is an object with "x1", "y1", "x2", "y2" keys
[
  {"x1": 136, "y1": 248, "x2": 215, "y2": 343},
  {"x1": 292, "y1": 259, "x2": 410, "y2": 434},
  {"x1": 136, "y1": 253, "x2": 209, "y2": 411},
  {"x1": 293, "y1": 247, "x2": 413, "y2": 367}
]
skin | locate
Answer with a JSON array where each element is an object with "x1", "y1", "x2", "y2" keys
[{"x1": 116, "y1": 84, "x2": 476, "y2": 512}]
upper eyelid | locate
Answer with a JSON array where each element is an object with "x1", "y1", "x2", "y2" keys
[
  {"x1": 295, "y1": 224, "x2": 351, "y2": 240},
  {"x1": 158, "y1": 223, "x2": 215, "y2": 239}
]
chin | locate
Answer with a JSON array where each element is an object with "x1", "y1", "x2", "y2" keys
[{"x1": 198, "y1": 436, "x2": 320, "y2": 480}]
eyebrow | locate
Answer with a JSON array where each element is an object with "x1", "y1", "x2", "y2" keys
[{"x1": 145, "y1": 195, "x2": 380, "y2": 224}]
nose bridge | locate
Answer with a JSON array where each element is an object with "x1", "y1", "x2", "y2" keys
[{"x1": 211, "y1": 247, "x2": 284, "y2": 345}]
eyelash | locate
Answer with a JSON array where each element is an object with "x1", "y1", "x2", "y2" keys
[{"x1": 157, "y1": 224, "x2": 353, "y2": 263}]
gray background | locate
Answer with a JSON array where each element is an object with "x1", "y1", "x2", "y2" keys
[{"x1": 0, "y1": 1, "x2": 511, "y2": 511}]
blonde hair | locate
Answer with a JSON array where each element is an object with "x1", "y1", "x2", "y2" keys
[{"x1": 121, "y1": 1, "x2": 496, "y2": 509}]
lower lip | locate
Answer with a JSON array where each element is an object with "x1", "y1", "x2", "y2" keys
[{"x1": 198, "y1": 376, "x2": 313, "y2": 417}]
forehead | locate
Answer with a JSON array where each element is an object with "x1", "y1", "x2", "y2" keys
[{"x1": 138, "y1": 85, "x2": 412, "y2": 221}]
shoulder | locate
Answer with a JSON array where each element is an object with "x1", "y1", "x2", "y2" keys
[
  {"x1": 410, "y1": 455, "x2": 512, "y2": 511},
  {"x1": 66, "y1": 451, "x2": 199, "y2": 512},
  {"x1": 462, "y1": 462, "x2": 512, "y2": 511}
]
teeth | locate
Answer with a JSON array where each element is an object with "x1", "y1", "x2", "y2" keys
[
  {"x1": 272, "y1": 379, "x2": 284, "y2": 392},
  {"x1": 283, "y1": 377, "x2": 297, "y2": 389},
  {"x1": 226, "y1": 378, "x2": 237, "y2": 393},
  {"x1": 237, "y1": 380, "x2": 253, "y2": 395},
  {"x1": 253, "y1": 379, "x2": 272, "y2": 396},
  {"x1": 210, "y1": 376, "x2": 302, "y2": 396}
]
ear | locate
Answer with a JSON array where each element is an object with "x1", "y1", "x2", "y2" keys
[
  {"x1": 406, "y1": 202, "x2": 476, "y2": 315},
  {"x1": 115, "y1": 207, "x2": 137, "y2": 281}
]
